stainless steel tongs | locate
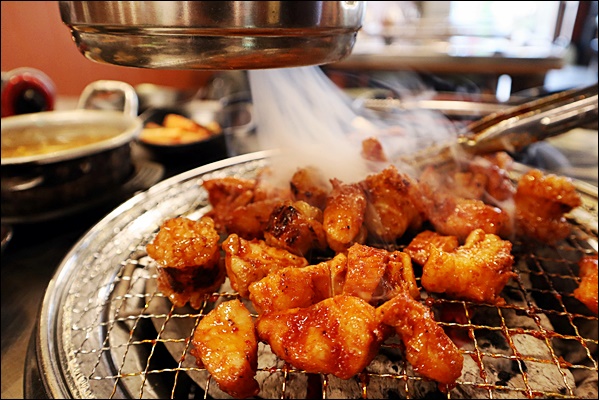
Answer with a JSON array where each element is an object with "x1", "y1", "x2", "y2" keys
[{"x1": 400, "y1": 83, "x2": 598, "y2": 169}]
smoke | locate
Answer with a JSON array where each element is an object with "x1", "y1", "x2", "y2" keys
[{"x1": 247, "y1": 66, "x2": 459, "y2": 185}]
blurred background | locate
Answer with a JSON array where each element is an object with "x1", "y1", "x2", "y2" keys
[
  {"x1": 2, "y1": 1, "x2": 597, "y2": 99},
  {"x1": 324, "y1": 0, "x2": 598, "y2": 96}
]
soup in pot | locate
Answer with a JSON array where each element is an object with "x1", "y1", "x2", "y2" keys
[{"x1": 1, "y1": 123, "x2": 124, "y2": 159}]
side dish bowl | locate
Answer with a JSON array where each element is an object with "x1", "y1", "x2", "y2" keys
[{"x1": 137, "y1": 101, "x2": 228, "y2": 166}]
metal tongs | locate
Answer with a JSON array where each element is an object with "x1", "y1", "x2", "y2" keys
[{"x1": 401, "y1": 83, "x2": 598, "y2": 169}]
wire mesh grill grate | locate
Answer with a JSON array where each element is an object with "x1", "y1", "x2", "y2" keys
[{"x1": 42, "y1": 154, "x2": 598, "y2": 399}]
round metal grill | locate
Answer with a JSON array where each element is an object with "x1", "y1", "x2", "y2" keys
[{"x1": 36, "y1": 150, "x2": 598, "y2": 399}]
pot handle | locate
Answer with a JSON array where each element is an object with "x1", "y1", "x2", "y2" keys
[{"x1": 76, "y1": 80, "x2": 139, "y2": 118}]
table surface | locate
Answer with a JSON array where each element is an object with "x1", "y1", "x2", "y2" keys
[{"x1": 2, "y1": 104, "x2": 597, "y2": 399}]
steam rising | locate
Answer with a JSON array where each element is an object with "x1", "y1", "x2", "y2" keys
[{"x1": 247, "y1": 66, "x2": 459, "y2": 184}]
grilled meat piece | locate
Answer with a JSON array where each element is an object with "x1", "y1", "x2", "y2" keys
[
  {"x1": 264, "y1": 200, "x2": 328, "y2": 257},
  {"x1": 419, "y1": 164, "x2": 488, "y2": 201},
  {"x1": 249, "y1": 261, "x2": 331, "y2": 315},
  {"x1": 573, "y1": 255, "x2": 598, "y2": 315},
  {"x1": 289, "y1": 166, "x2": 332, "y2": 210},
  {"x1": 256, "y1": 294, "x2": 389, "y2": 380},
  {"x1": 417, "y1": 152, "x2": 516, "y2": 203},
  {"x1": 411, "y1": 181, "x2": 510, "y2": 243},
  {"x1": 468, "y1": 152, "x2": 516, "y2": 202},
  {"x1": 421, "y1": 229, "x2": 516, "y2": 305},
  {"x1": 343, "y1": 243, "x2": 419, "y2": 305},
  {"x1": 361, "y1": 136, "x2": 388, "y2": 162},
  {"x1": 191, "y1": 299, "x2": 259, "y2": 399},
  {"x1": 404, "y1": 230, "x2": 459, "y2": 266},
  {"x1": 146, "y1": 216, "x2": 221, "y2": 269},
  {"x1": 146, "y1": 216, "x2": 225, "y2": 309},
  {"x1": 361, "y1": 165, "x2": 423, "y2": 242},
  {"x1": 203, "y1": 176, "x2": 256, "y2": 234},
  {"x1": 323, "y1": 178, "x2": 368, "y2": 253},
  {"x1": 222, "y1": 233, "x2": 309, "y2": 298},
  {"x1": 227, "y1": 199, "x2": 282, "y2": 240},
  {"x1": 514, "y1": 168, "x2": 582, "y2": 244},
  {"x1": 376, "y1": 291, "x2": 464, "y2": 386},
  {"x1": 248, "y1": 252, "x2": 347, "y2": 314}
]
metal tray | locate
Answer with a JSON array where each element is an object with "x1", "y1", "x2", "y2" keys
[{"x1": 34, "y1": 150, "x2": 598, "y2": 399}]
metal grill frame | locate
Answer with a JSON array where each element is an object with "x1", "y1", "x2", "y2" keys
[{"x1": 36, "y1": 150, "x2": 599, "y2": 399}]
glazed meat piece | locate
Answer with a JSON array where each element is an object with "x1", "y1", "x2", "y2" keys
[
  {"x1": 417, "y1": 152, "x2": 516, "y2": 203},
  {"x1": 573, "y1": 255, "x2": 598, "y2": 315},
  {"x1": 404, "y1": 230, "x2": 459, "y2": 266},
  {"x1": 147, "y1": 216, "x2": 221, "y2": 269},
  {"x1": 203, "y1": 176, "x2": 256, "y2": 233},
  {"x1": 256, "y1": 294, "x2": 389, "y2": 380},
  {"x1": 323, "y1": 178, "x2": 368, "y2": 253},
  {"x1": 419, "y1": 164, "x2": 487, "y2": 201},
  {"x1": 467, "y1": 152, "x2": 515, "y2": 202},
  {"x1": 376, "y1": 291, "x2": 463, "y2": 386},
  {"x1": 289, "y1": 166, "x2": 331, "y2": 210},
  {"x1": 514, "y1": 169, "x2": 582, "y2": 244},
  {"x1": 451, "y1": 171, "x2": 489, "y2": 200},
  {"x1": 343, "y1": 243, "x2": 419, "y2": 305},
  {"x1": 434, "y1": 195, "x2": 510, "y2": 241},
  {"x1": 421, "y1": 229, "x2": 516, "y2": 305},
  {"x1": 227, "y1": 198, "x2": 282, "y2": 240},
  {"x1": 327, "y1": 252, "x2": 349, "y2": 297},
  {"x1": 249, "y1": 252, "x2": 348, "y2": 314},
  {"x1": 361, "y1": 165, "x2": 423, "y2": 242},
  {"x1": 342, "y1": 243, "x2": 387, "y2": 304},
  {"x1": 253, "y1": 167, "x2": 293, "y2": 202},
  {"x1": 384, "y1": 250, "x2": 421, "y2": 300},
  {"x1": 418, "y1": 153, "x2": 516, "y2": 203},
  {"x1": 203, "y1": 176, "x2": 256, "y2": 208},
  {"x1": 203, "y1": 169, "x2": 291, "y2": 240},
  {"x1": 264, "y1": 200, "x2": 328, "y2": 257},
  {"x1": 190, "y1": 299, "x2": 259, "y2": 399},
  {"x1": 222, "y1": 233, "x2": 309, "y2": 298},
  {"x1": 481, "y1": 150, "x2": 514, "y2": 170},
  {"x1": 146, "y1": 216, "x2": 225, "y2": 309},
  {"x1": 361, "y1": 136, "x2": 388, "y2": 162},
  {"x1": 249, "y1": 262, "x2": 331, "y2": 315},
  {"x1": 411, "y1": 181, "x2": 510, "y2": 242}
]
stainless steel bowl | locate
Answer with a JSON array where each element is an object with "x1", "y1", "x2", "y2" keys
[{"x1": 58, "y1": 1, "x2": 366, "y2": 70}]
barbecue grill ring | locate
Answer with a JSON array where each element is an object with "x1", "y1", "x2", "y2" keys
[{"x1": 34, "y1": 150, "x2": 598, "y2": 399}]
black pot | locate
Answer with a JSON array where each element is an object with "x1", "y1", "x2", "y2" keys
[{"x1": 1, "y1": 81, "x2": 142, "y2": 222}]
